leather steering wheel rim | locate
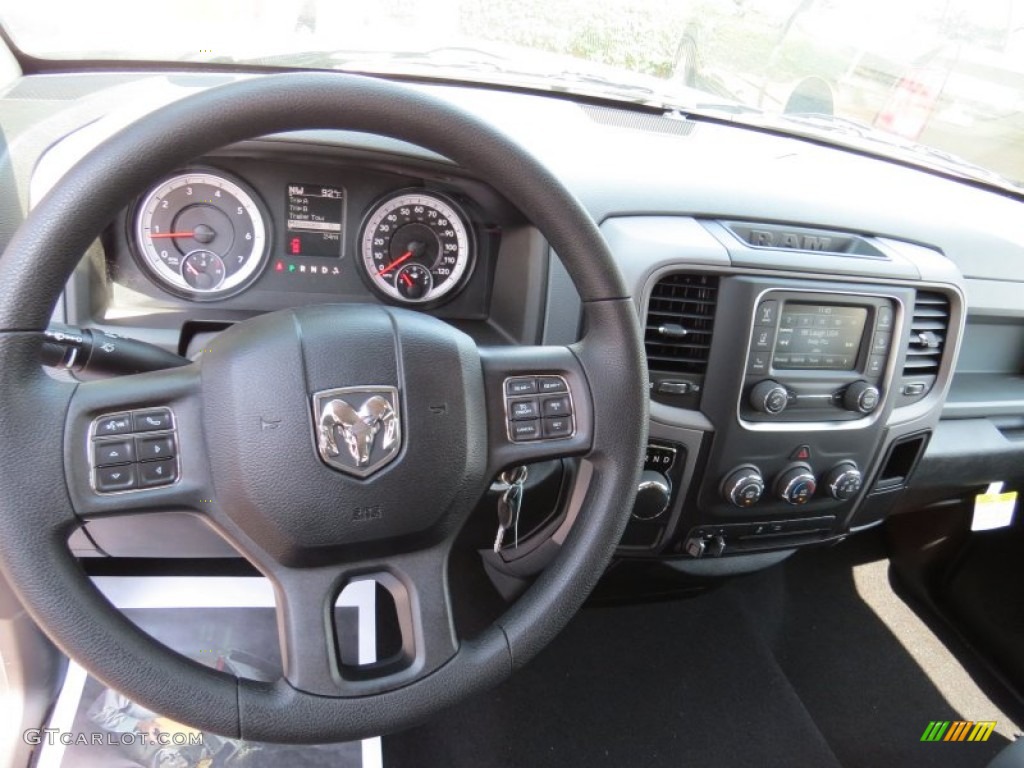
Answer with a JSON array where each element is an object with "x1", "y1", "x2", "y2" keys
[{"x1": 0, "y1": 73, "x2": 648, "y2": 743}]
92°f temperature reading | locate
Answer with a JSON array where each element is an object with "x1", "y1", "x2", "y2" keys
[{"x1": 286, "y1": 183, "x2": 345, "y2": 258}]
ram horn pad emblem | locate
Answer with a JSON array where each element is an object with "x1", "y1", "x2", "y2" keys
[{"x1": 313, "y1": 387, "x2": 401, "y2": 477}]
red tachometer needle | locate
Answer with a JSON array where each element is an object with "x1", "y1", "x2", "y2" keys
[
  {"x1": 150, "y1": 231, "x2": 196, "y2": 239},
  {"x1": 376, "y1": 250, "x2": 413, "y2": 276}
]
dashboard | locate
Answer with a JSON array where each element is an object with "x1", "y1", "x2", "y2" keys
[{"x1": 4, "y1": 71, "x2": 1024, "y2": 580}]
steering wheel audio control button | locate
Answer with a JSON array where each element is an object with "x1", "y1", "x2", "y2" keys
[
  {"x1": 136, "y1": 435, "x2": 176, "y2": 461},
  {"x1": 95, "y1": 440, "x2": 134, "y2": 466},
  {"x1": 90, "y1": 409, "x2": 180, "y2": 494},
  {"x1": 133, "y1": 408, "x2": 173, "y2": 432},
  {"x1": 95, "y1": 465, "x2": 137, "y2": 492},
  {"x1": 94, "y1": 413, "x2": 133, "y2": 436},
  {"x1": 138, "y1": 458, "x2": 178, "y2": 488}
]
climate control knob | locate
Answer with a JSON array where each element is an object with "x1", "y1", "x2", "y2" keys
[
  {"x1": 824, "y1": 462, "x2": 863, "y2": 500},
  {"x1": 722, "y1": 466, "x2": 765, "y2": 508},
  {"x1": 843, "y1": 380, "x2": 880, "y2": 414},
  {"x1": 749, "y1": 380, "x2": 789, "y2": 415},
  {"x1": 775, "y1": 465, "x2": 817, "y2": 505}
]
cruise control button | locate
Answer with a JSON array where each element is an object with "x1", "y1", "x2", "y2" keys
[
  {"x1": 95, "y1": 465, "x2": 136, "y2": 492},
  {"x1": 133, "y1": 408, "x2": 173, "y2": 432},
  {"x1": 136, "y1": 435, "x2": 176, "y2": 461},
  {"x1": 510, "y1": 420, "x2": 541, "y2": 441},
  {"x1": 138, "y1": 458, "x2": 177, "y2": 487},
  {"x1": 542, "y1": 395, "x2": 571, "y2": 417},
  {"x1": 543, "y1": 416, "x2": 573, "y2": 438},
  {"x1": 505, "y1": 378, "x2": 538, "y2": 396},
  {"x1": 94, "y1": 413, "x2": 132, "y2": 437},
  {"x1": 95, "y1": 440, "x2": 133, "y2": 466},
  {"x1": 537, "y1": 377, "x2": 568, "y2": 394},
  {"x1": 509, "y1": 399, "x2": 540, "y2": 421}
]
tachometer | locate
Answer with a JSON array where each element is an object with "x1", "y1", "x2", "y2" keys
[
  {"x1": 133, "y1": 170, "x2": 269, "y2": 300},
  {"x1": 359, "y1": 190, "x2": 473, "y2": 304}
]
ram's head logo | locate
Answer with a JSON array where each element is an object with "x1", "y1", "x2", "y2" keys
[{"x1": 313, "y1": 387, "x2": 401, "y2": 477}]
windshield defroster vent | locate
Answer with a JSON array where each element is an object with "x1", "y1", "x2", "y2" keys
[
  {"x1": 899, "y1": 290, "x2": 950, "y2": 402},
  {"x1": 644, "y1": 273, "x2": 718, "y2": 407}
]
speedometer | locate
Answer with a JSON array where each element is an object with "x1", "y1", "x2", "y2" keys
[
  {"x1": 133, "y1": 169, "x2": 269, "y2": 301},
  {"x1": 359, "y1": 190, "x2": 474, "y2": 304}
]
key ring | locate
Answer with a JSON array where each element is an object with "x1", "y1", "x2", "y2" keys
[{"x1": 499, "y1": 465, "x2": 528, "y2": 487}]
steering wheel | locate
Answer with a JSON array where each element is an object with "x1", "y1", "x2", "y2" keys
[{"x1": 0, "y1": 74, "x2": 647, "y2": 743}]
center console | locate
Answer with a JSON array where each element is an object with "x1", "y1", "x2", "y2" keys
[{"x1": 600, "y1": 216, "x2": 965, "y2": 567}]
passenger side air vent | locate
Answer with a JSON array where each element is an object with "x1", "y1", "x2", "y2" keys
[
  {"x1": 644, "y1": 273, "x2": 718, "y2": 407},
  {"x1": 899, "y1": 290, "x2": 950, "y2": 402}
]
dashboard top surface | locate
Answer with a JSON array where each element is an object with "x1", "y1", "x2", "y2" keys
[{"x1": 3, "y1": 69, "x2": 1022, "y2": 293}]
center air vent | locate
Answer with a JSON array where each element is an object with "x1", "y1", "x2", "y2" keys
[
  {"x1": 644, "y1": 273, "x2": 718, "y2": 406},
  {"x1": 903, "y1": 291, "x2": 950, "y2": 377},
  {"x1": 900, "y1": 290, "x2": 950, "y2": 401}
]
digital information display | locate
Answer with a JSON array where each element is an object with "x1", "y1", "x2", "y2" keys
[
  {"x1": 285, "y1": 183, "x2": 344, "y2": 258},
  {"x1": 773, "y1": 304, "x2": 867, "y2": 371}
]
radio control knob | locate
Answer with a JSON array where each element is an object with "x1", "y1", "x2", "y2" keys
[
  {"x1": 844, "y1": 380, "x2": 880, "y2": 414},
  {"x1": 825, "y1": 462, "x2": 863, "y2": 500},
  {"x1": 775, "y1": 465, "x2": 817, "y2": 505},
  {"x1": 633, "y1": 470, "x2": 672, "y2": 520},
  {"x1": 722, "y1": 466, "x2": 765, "y2": 508},
  {"x1": 750, "y1": 380, "x2": 789, "y2": 414}
]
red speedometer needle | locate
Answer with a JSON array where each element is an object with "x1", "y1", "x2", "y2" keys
[
  {"x1": 376, "y1": 250, "x2": 413, "y2": 276},
  {"x1": 150, "y1": 231, "x2": 196, "y2": 239}
]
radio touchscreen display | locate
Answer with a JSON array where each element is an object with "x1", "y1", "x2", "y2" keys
[{"x1": 773, "y1": 304, "x2": 867, "y2": 370}]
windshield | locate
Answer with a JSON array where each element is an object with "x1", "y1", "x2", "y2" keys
[{"x1": 4, "y1": 0, "x2": 1024, "y2": 187}]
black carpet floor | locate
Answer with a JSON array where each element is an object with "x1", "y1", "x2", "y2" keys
[{"x1": 385, "y1": 533, "x2": 1022, "y2": 768}]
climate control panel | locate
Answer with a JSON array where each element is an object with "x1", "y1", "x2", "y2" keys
[{"x1": 720, "y1": 461, "x2": 863, "y2": 508}]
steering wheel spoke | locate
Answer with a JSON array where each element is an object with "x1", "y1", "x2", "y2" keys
[
  {"x1": 64, "y1": 363, "x2": 213, "y2": 519},
  {"x1": 479, "y1": 344, "x2": 594, "y2": 475},
  {"x1": 272, "y1": 545, "x2": 457, "y2": 697}
]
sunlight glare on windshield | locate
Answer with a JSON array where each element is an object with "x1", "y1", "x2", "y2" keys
[{"x1": 2, "y1": 0, "x2": 1023, "y2": 184}]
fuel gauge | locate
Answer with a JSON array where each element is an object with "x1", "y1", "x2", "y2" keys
[
  {"x1": 394, "y1": 263, "x2": 433, "y2": 301},
  {"x1": 181, "y1": 249, "x2": 226, "y2": 292}
]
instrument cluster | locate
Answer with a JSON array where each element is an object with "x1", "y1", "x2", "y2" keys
[{"x1": 127, "y1": 165, "x2": 480, "y2": 308}]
